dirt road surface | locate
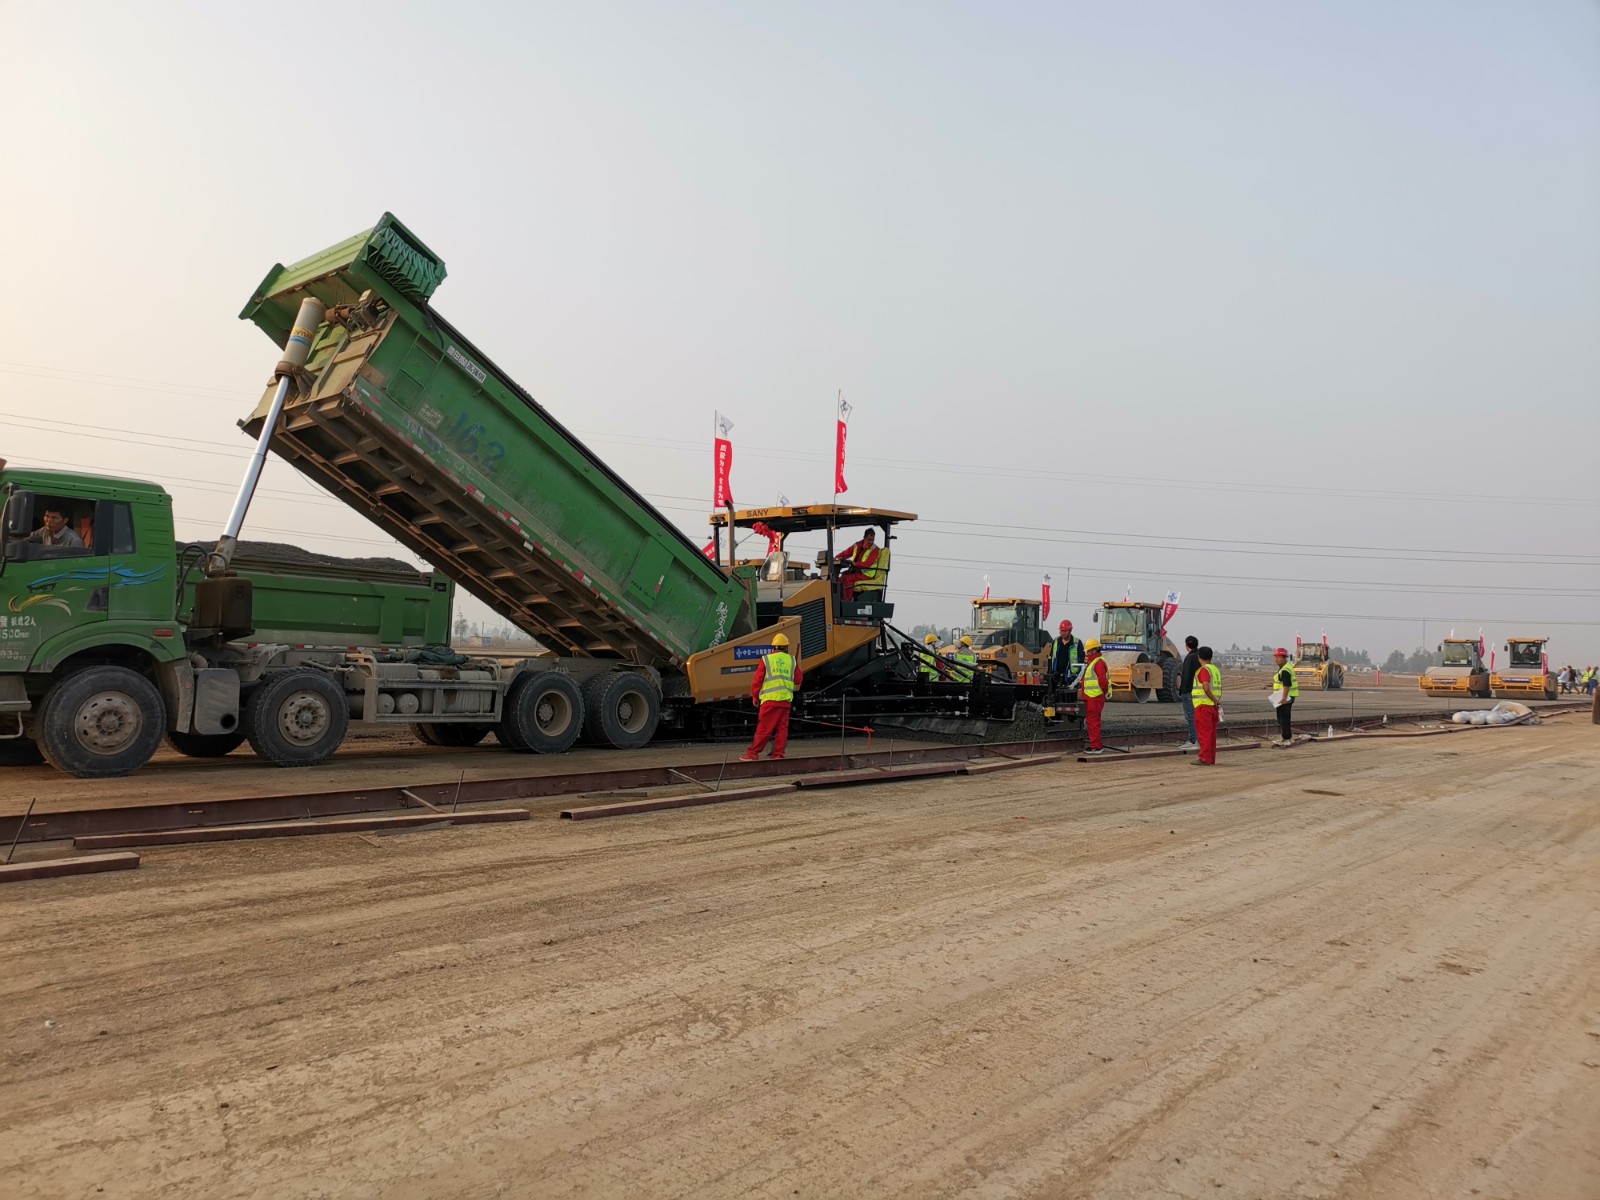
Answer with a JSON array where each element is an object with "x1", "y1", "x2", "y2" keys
[{"x1": 4, "y1": 720, "x2": 1596, "y2": 1199}]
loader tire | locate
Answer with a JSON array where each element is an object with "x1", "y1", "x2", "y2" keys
[
  {"x1": 502, "y1": 672, "x2": 584, "y2": 754},
  {"x1": 38, "y1": 666, "x2": 166, "y2": 779},
  {"x1": 582, "y1": 671, "x2": 660, "y2": 750},
  {"x1": 1157, "y1": 655, "x2": 1183, "y2": 703},
  {"x1": 245, "y1": 670, "x2": 349, "y2": 767},
  {"x1": 167, "y1": 729, "x2": 248, "y2": 758}
]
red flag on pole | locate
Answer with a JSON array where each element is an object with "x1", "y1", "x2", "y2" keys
[
  {"x1": 1041, "y1": 574, "x2": 1051, "y2": 624},
  {"x1": 701, "y1": 539, "x2": 717, "y2": 561},
  {"x1": 712, "y1": 412, "x2": 734, "y2": 508},
  {"x1": 982, "y1": 574, "x2": 991, "y2": 600},
  {"x1": 834, "y1": 392, "x2": 851, "y2": 496},
  {"x1": 1158, "y1": 590, "x2": 1180, "y2": 637}
]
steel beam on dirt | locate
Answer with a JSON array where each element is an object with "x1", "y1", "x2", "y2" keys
[
  {"x1": 71, "y1": 808, "x2": 529, "y2": 849},
  {"x1": 561, "y1": 784, "x2": 796, "y2": 821},
  {"x1": 1075, "y1": 743, "x2": 1263, "y2": 764},
  {"x1": 0, "y1": 851, "x2": 141, "y2": 884}
]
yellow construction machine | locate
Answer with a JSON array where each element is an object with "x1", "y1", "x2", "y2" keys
[
  {"x1": 1090, "y1": 600, "x2": 1183, "y2": 702},
  {"x1": 1489, "y1": 637, "x2": 1557, "y2": 701},
  {"x1": 1292, "y1": 636, "x2": 1345, "y2": 690},
  {"x1": 966, "y1": 597, "x2": 1049, "y2": 683},
  {"x1": 1418, "y1": 637, "x2": 1490, "y2": 699}
]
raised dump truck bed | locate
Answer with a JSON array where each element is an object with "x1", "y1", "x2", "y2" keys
[{"x1": 239, "y1": 215, "x2": 753, "y2": 669}]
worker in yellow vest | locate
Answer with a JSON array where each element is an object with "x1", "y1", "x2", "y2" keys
[
  {"x1": 1191, "y1": 645, "x2": 1222, "y2": 765},
  {"x1": 950, "y1": 635, "x2": 978, "y2": 683},
  {"x1": 1269, "y1": 646, "x2": 1298, "y2": 746},
  {"x1": 740, "y1": 632, "x2": 803, "y2": 761},
  {"x1": 919, "y1": 633, "x2": 945, "y2": 681},
  {"x1": 1080, "y1": 637, "x2": 1112, "y2": 754}
]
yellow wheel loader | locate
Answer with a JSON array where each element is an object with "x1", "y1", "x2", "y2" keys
[
  {"x1": 966, "y1": 598, "x2": 1049, "y2": 683},
  {"x1": 1418, "y1": 638, "x2": 1490, "y2": 699},
  {"x1": 1090, "y1": 601, "x2": 1183, "y2": 702},
  {"x1": 1489, "y1": 637, "x2": 1557, "y2": 700}
]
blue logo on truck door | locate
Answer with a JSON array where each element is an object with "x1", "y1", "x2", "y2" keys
[{"x1": 734, "y1": 645, "x2": 775, "y2": 660}]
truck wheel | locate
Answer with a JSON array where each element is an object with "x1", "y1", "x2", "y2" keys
[
  {"x1": 167, "y1": 730, "x2": 248, "y2": 758},
  {"x1": 582, "y1": 671, "x2": 659, "y2": 750},
  {"x1": 503, "y1": 672, "x2": 584, "y2": 753},
  {"x1": 0, "y1": 738, "x2": 45, "y2": 767},
  {"x1": 412, "y1": 722, "x2": 492, "y2": 748},
  {"x1": 37, "y1": 666, "x2": 166, "y2": 778},
  {"x1": 246, "y1": 670, "x2": 349, "y2": 767}
]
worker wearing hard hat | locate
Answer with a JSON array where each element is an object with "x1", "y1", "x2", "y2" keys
[
  {"x1": 1269, "y1": 647, "x2": 1298, "y2": 746},
  {"x1": 950, "y1": 635, "x2": 978, "y2": 684},
  {"x1": 919, "y1": 632, "x2": 945, "y2": 682},
  {"x1": 1080, "y1": 637, "x2": 1112, "y2": 753},
  {"x1": 1191, "y1": 645, "x2": 1222, "y2": 765},
  {"x1": 1048, "y1": 619, "x2": 1084, "y2": 689},
  {"x1": 741, "y1": 632, "x2": 803, "y2": 761}
]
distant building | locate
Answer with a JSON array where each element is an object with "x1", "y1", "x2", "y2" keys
[{"x1": 1219, "y1": 650, "x2": 1267, "y2": 669}]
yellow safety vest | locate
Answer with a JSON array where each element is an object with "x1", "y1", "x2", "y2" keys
[
  {"x1": 758, "y1": 651, "x2": 796, "y2": 703},
  {"x1": 1192, "y1": 662, "x2": 1222, "y2": 707},
  {"x1": 1273, "y1": 662, "x2": 1299, "y2": 699},
  {"x1": 952, "y1": 649, "x2": 977, "y2": 683},
  {"x1": 1082, "y1": 656, "x2": 1113, "y2": 699},
  {"x1": 919, "y1": 651, "x2": 942, "y2": 681},
  {"x1": 856, "y1": 547, "x2": 889, "y2": 591}
]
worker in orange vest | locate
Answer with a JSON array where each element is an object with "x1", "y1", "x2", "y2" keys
[
  {"x1": 835, "y1": 528, "x2": 881, "y2": 601},
  {"x1": 741, "y1": 632, "x2": 802, "y2": 761},
  {"x1": 1080, "y1": 637, "x2": 1112, "y2": 754}
]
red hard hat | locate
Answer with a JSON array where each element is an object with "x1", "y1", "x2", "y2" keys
[
  {"x1": 1275, "y1": 647, "x2": 1289, "y2": 656},
  {"x1": 1059, "y1": 620, "x2": 1072, "y2": 632}
]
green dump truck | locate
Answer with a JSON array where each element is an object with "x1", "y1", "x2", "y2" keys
[
  {"x1": 1, "y1": 214, "x2": 1021, "y2": 778},
  {"x1": 0, "y1": 467, "x2": 500, "y2": 774}
]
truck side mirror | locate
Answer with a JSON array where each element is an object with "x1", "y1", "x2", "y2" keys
[
  {"x1": 3, "y1": 489, "x2": 34, "y2": 538},
  {"x1": 1092, "y1": 611, "x2": 1099, "y2": 623}
]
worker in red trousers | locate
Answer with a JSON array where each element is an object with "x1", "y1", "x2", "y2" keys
[
  {"x1": 1192, "y1": 645, "x2": 1222, "y2": 766},
  {"x1": 1080, "y1": 637, "x2": 1112, "y2": 754},
  {"x1": 741, "y1": 632, "x2": 802, "y2": 761}
]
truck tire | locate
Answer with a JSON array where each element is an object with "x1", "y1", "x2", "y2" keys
[
  {"x1": 501, "y1": 672, "x2": 584, "y2": 753},
  {"x1": 1158, "y1": 656, "x2": 1183, "y2": 703},
  {"x1": 582, "y1": 671, "x2": 659, "y2": 750},
  {"x1": 0, "y1": 738, "x2": 45, "y2": 767},
  {"x1": 245, "y1": 670, "x2": 349, "y2": 767},
  {"x1": 168, "y1": 729, "x2": 248, "y2": 758},
  {"x1": 1328, "y1": 666, "x2": 1344, "y2": 691},
  {"x1": 37, "y1": 666, "x2": 167, "y2": 778},
  {"x1": 412, "y1": 722, "x2": 492, "y2": 748}
]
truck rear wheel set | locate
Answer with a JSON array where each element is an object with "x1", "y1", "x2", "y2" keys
[
  {"x1": 495, "y1": 670, "x2": 659, "y2": 754},
  {"x1": 246, "y1": 670, "x2": 351, "y2": 768}
]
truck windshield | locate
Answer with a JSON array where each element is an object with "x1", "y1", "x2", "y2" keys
[
  {"x1": 1441, "y1": 642, "x2": 1476, "y2": 666},
  {"x1": 973, "y1": 605, "x2": 1016, "y2": 630},
  {"x1": 1507, "y1": 641, "x2": 1543, "y2": 668},
  {"x1": 1100, "y1": 608, "x2": 1147, "y2": 640},
  {"x1": 1298, "y1": 645, "x2": 1327, "y2": 662}
]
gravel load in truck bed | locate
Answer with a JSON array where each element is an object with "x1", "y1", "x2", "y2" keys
[{"x1": 177, "y1": 540, "x2": 423, "y2": 575}]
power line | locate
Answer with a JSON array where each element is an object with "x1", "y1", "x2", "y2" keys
[{"x1": 6, "y1": 359, "x2": 1596, "y2": 510}]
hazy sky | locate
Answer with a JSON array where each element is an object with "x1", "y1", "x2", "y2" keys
[{"x1": 4, "y1": 1, "x2": 1598, "y2": 661}]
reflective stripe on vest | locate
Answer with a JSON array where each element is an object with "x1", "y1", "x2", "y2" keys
[
  {"x1": 953, "y1": 649, "x2": 977, "y2": 682},
  {"x1": 1082, "y1": 656, "x2": 1112, "y2": 699},
  {"x1": 1275, "y1": 662, "x2": 1299, "y2": 699},
  {"x1": 1192, "y1": 662, "x2": 1222, "y2": 707},
  {"x1": 759, "y1": 652, "x2": 796, "y2": 703}
]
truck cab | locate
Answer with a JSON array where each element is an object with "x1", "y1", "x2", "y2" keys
[{"x1": 1, "y1": 465, "x2": 190, "y2": 772}]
